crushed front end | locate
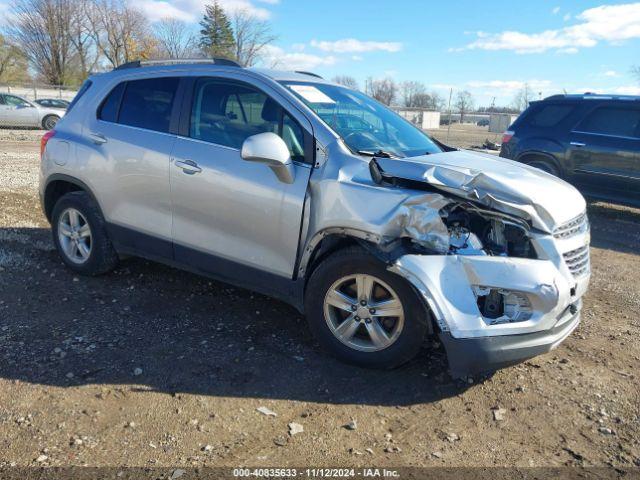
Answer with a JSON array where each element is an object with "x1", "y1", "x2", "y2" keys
[
  {"x1": 391, "y1": 207, "x2": 590, "y2": 378},
  {"x1": 368, "y1": 155, "x2": 591, "y2": 378}
]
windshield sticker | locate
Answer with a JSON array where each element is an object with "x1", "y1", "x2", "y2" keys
[{"x1": 290, "y1": 85, "x2": 336, "y2": 104}]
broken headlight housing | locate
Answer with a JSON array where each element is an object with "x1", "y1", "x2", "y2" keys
[
  {"x1": 472, "y1": 286, "x2": 534, "y2": 324},
  {"x1": 444, "y1": 204, "x2": 534, "y2": 258}
]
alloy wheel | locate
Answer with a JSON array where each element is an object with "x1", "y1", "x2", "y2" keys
[
  {"x1": 323, "y1": 274, "x2": 405, "y2": 352},
  {"x1": 57, "y1": 208, "x2": 92, "y2": 264}
]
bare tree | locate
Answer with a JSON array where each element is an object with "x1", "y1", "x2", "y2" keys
[
  {"x1": 511, "y1": 83, "x2": 534, "y2": 112},
  {"x1": 230, "y1": 8, "x2": 276, "y2": 66},
  {"x1": 154, "y1": 18, "x2": 197, "y2": 59},
  {"x1": 366, "y1": 77, "x2": 398, "y2": 105},
  {"x1": 88, "y1": 0, "x2": 156, "y2": 68},
  {"x1": 332, "y1": 75, "x2": 359, "y2": 90},
  {"x1": 69, "y1": 0, "x2": 99, "y2": 80},
  {"x1": 8, "y1": 0, "x2": 75, "y2": 85},
  {"x1": 632, "y1": 65, "x2": 639, "y2": 82},
  {"x1": 401, "y1": 80, "x2": 426, "y2": 107},
  {"x1": 428, "y1": 91, "x2": 445, "y2": 111},
  {"x1": 455, "y1": 90, "x2": 474, "y2": 123}
]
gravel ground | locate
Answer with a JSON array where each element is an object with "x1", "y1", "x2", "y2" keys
[{"x1": 0, "y1": 128, "x2": 639, "y2": 470}]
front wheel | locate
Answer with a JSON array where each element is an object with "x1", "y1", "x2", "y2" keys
[{"x1": 305, "y1": 247, "x2": 429, "y2": 369}]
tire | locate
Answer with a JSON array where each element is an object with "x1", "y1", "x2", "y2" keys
[
  {"x1": 42, "y1": 115, "x2": 60, "y2": 131},
  {"x1": 51, "y1": 191, "x2": 118, "y2": 276},
  {"x1": 527, "y1": 159, "x2": 559, "y2": 177},
  {"x1": 305, "y1": 247, "x2": 429, "y2": 369}
]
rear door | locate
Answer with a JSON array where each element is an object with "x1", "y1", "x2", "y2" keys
[
  {"x1": 169, "y1": 76, "x2": 313, "y2": 293},
  {"x1": 568, "y1": 103, "x2": 640, "y2": 201},
  {"x1": 81, "y1": 76, "x2": 181, "y2": 258}
]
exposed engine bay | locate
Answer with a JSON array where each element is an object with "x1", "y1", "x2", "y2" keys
[{"x1": 442, "y1": 203, "x2": 534, "y2": 259}]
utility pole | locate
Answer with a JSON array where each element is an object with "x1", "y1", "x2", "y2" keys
[{"x1": 446, "y1": 87, "x2": 453, "y2": 144}]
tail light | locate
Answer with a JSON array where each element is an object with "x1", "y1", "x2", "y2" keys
[
  {"x1": 501, "y1": 130, "x2": 514, "y2": 144},
  {"x1": 40, "y1": 130, "x2": 56, "y2": 160}
]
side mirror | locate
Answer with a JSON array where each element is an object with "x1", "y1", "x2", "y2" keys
[{"x1": 241, "y1": 132, "x2": 295, "y2": 184}]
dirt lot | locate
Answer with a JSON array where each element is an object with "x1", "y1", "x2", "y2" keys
[{"x1": 0, "y1": 127, "x2": 639, "y2": 470}]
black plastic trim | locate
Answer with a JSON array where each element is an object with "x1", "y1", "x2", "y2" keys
[{"x1": 106, "y1": 222, "x2": 305, "y2": 311}]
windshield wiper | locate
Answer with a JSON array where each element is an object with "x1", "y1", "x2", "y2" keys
[{"x1": 356, "y1": 149, "x2": 401, "y2": 159}]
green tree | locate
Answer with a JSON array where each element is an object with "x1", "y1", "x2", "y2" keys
[
  {"x1": 199, "y1": 1, "x2": 235, "y2": 59},
  {"x1": 0, "y1": 34, "x2": 30, "y2": 84}
]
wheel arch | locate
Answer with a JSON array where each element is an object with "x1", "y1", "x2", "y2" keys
[
  {"x1": 43, "y1": 174, "x2": 101, "y2": 223},
  {"x1": 300, "y1": 230, "x2": 435, "y2": 334}
]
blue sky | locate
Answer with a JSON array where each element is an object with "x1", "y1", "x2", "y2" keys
[
  {"x1": 2, "y1": 0, "x2": 639, "y2": 105},
  {"x1": 256, "y1": 0, "x2": 640, "y2": 105}
]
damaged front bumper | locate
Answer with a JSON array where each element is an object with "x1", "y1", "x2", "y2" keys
[{"x1": 391, "y1": 251, "x2": 590, "y2": 378}]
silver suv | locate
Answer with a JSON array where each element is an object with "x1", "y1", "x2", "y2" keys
[{"x1": 39, "y1": 59, "x2": 591, "y2": 377}]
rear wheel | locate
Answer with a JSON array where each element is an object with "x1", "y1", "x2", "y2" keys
[
  {"x1": 527, "y1": 159, "x2": 559, "y2": 177},
  {"x1": 42, "y1": 115, "x2": 60, "y2": 130},
  {"x1": 305, "y1": 247, "x2": 429, "y2": 369},
  {"x1": 51, "y1": 191, "x2": 118, "y2": 275}
]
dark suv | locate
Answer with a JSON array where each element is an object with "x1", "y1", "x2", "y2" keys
[{"x1": 500, "y1": 94, "x2": 640, "y2": 207}]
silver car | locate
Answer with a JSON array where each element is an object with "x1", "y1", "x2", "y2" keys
[
  {"x1": 39, "y1": 60, "x2": 591, "y2": 377},
  {"x1": 0, "y1": 93, "x2": 64, "y2": 130}
]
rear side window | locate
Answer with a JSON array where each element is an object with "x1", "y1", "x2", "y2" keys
[
  {"x1": 118, "y1": 78, "x2": 179, "y2": 133},
  {"x1": 98, "y1": 82, "x2": 125, "y2": 122},
  {"x1": 528, "y1": 104, "x2": 574, "y2": 127},
  {"x1": 66, "y1": 80, "x2": 92, "y2": 112},
  {"x1": 576, "y1": 106, "x2": 640, "y2": 138}
]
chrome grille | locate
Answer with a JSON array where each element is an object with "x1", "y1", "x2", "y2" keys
[
  {"x1": 554, "y1": 212, "x2": 589, "y2": 239},
  {"x1": 563, "y1": 245, "x2": 590, "y2": 278}
]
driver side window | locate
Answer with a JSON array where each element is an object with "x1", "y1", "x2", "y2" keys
[
  {"x1": 4, "y1": 95, "x2": 31, "y2": 107},
  {"x1": 190, "y1": 79, "x2": 306, "y2": 161}
]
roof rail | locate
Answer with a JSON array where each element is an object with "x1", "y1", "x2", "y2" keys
[
  {"x1": 294, "y1": 70, "x2": 323, "y2": 79},
  {"x1": 114, "y1": 58, "x2": 242, "y2": 71}
]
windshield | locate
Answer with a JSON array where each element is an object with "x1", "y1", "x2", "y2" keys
[{"x1": 281, "y1": 81, "x2": 442, "y2": 158}]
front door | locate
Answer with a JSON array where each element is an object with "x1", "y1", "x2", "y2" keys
[
  {"x1": 170, "y1": 77, "x2": 312, "y2": 292},
  {"x1": 569, "y1": 104, "x2": 640, "y2": 202},
  {"x1": 1, "y1": 94, "x2": 39, "y2": 127}
]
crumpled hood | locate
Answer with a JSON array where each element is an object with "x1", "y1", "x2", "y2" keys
[{"x1": 375, "y1": 150, "x2": 586, "y2": 233}]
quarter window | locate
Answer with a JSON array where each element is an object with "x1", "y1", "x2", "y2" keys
[
  {"x1": 119, "y1": 78, "x2": 178, "y2": 133},
  {"x1": 190, "y1": 79, "x2": 306, "y2": 161},
  {"x1": 529, "y1": 104, "x2": 574, "y2": 127},
  {"x1": 98, "y1": 82, "x2": 125, "y2": 123},
  {"x1": 576, "y1": 107, "x2": 640, "y2": 138}
]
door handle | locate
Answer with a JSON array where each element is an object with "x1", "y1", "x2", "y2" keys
[
  {"x1": 175, "y1": 159, "x2": 202, "y2": 174},
  {"x1": 570, "y1": 141, "x2": 586, "y2": 147},
  {"x1": 89, "y1": 132, "x2": 107, "y2": 145}
]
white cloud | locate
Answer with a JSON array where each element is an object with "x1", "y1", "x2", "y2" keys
[
  {"x1": 466, "y1": 79, "x2": 552, "y2": 91},
  {"x1": 261, "y1": 45, "x2": 337, "y2": 70},
  {"x1": 575, "y1": 85, "x2": 640, "y2": 95},
  {"x1": 603, "y1": 69, "x2": 620, "y2": 77},
  {"x1": 563, "y1": 13, "x2": 572, "y2": 21},
  {"x1": 136, "y1": 0, "x2": 274, "y2": 23},
  {"x1": 310, "y1": 38, "x2": 402, "y2": 53},
  {"x1": 454, "y1": 2, "x2": 640, "y2": 54},
  {"x1": 552, "y1": 6, "x2": 560, "y2": 14}
]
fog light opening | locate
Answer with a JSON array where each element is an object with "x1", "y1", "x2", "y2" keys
[{"x1": 472, "y1": 286, "x2": 533, "y2": 324}]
